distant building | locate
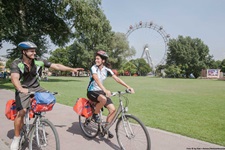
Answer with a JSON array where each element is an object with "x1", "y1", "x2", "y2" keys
[{"x1": 201, "y1": 69, "x2": 222, "y2": 79}]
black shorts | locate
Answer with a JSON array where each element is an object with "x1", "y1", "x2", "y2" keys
[
  {"x1": 15, "y1": 86, "x2": 46, "y2": 111},
  {"x1": 87, "y1": 91, "x2": 113, "y2": 107}
]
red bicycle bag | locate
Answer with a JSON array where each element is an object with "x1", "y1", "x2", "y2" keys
[
  {"x1": 5, "y1": 99, "x2": 35, "y2": 121},
  {"x1": 5, "y1": 99, "x2": 17, "y2": 121},
  {"x1": 73, "y1": 98, "x2": 92, "y2": 118}
]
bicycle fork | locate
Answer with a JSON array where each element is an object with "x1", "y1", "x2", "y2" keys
[
  {"x1": 121, "y1": 115, "x2": 135, "y2": 139},
  {"x1": 35, "y1": 117, "x2": 48, "y2": 147}
]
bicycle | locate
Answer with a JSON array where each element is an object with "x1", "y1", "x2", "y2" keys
[
  {"x1": 78, "y1": 89, "x2": 151, "y2": 150},
  {"x1": 18, "y1": 91, "x2": 60, "y2": 150}
]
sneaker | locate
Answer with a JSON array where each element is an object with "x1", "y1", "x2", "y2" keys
[
  {"x1": 10, "y1": 136, "x2": 21, "y2": 150},
  {"x1": 92, "y1": 114, "x2": 100, "y2": 123},
  {"x1": 108, "y1": 131, "x2": 114, "y2": 139}
]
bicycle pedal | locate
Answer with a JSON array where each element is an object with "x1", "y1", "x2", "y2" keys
[{"x1": 99, "y1": 132, "x2": 105, "y2": 137}]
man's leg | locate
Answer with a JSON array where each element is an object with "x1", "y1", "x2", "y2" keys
[{"x1": 11, "y1": 109, "x2": 26, "y2": 150}]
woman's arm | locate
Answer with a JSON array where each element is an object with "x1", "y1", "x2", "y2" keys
[
  {"x1": 112, "y1": 75, "x2": 135, "y2": 93},
  {"x1": 92, "y1": 73, "x2": 111, "y2": 96}
]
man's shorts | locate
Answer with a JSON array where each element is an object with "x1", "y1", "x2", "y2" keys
[
  {"x1": 15, "y1": 86, "x2": 46, "y2": 111},
  {"x1": 87, "y1": 90, "x2": 113, "y2": 107}
]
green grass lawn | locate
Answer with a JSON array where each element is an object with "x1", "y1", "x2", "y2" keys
[{"x1": 1, "y1": 76, "x2": 225, "y2": 146}]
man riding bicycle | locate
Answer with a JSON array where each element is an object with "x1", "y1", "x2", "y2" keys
[
  {"x1": 87, "y1": 50, "x2": 134, "y2": 138},
  {"x1": 10, "y1": 41, "x2": 83, "y2": 150}
]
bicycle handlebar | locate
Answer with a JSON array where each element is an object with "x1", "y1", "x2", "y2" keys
[
  {"x1": 111, "y1": 89, "x2": 132, "y2": 96},
  {"x1": 27, "y1": 91, "x2": 58, "y2": 95}
]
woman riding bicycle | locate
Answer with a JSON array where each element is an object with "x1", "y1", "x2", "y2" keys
[{"x1": 87, "y1": 50, "x2": 134, "y2": 138}]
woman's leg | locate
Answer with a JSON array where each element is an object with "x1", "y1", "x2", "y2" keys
[
  {"x1": 94, "y1": 94, "x2": 107, "y2": 114},
  {"x1": 106, "y1": 104, "x2": 116, "y2": 123}
]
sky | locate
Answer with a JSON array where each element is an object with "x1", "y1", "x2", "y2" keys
[
  {"x1": 101, "y1": 0, "x2": 225, "y2": 65},
  {"x1": 1, "y1": 0, "x2": 225, "y2": 65}
]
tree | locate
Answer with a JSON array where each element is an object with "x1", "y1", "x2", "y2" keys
[
  {"x1": 122, "y1": 62, "x2": 137, "y2": 76},
  {"x1": 109, "y1": 32, "x2": 136, "y2": 69},
  {"x1": 63, "y1": 2, "x2": 135, "y2": 70},
  {"x1": 209, "y1": 60, "x2": 222, "y2": 69},
  {"x1": 65, "y1": 0, "x2": 115, "y2": 69},
  {"x1": 48, "y1": 47, "x2": 70, "y2": 76},
  {"x1": 166, "y1": 36, "x2": 213, "y2": 78},
  {"x1": 130, "y1": 58, "x2": 151, "y2": 76},
  {"x1": 68, "y1": 41, "x2": 92, "y2": 70},
  {"x1": 0, "y1": 0, "x2": 75, "y2": 59},
  {"x1": 164, "y1": 65, "x2": 182, "y2": 78},
  {"x1": 220, "y1": 59, "x2": 225, "y2": 73}
]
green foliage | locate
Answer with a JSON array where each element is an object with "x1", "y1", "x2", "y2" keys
[
  {"x1": 0, "y1": 0, "x2": 74, "y2": 59},
  {"x1": 130, "y1": 58, "x2": 151, "y2": 76},
  {"x1": 209, "y1": 60, "x2": 222, "y2": 69},
  {"x1": 48, "y1": 47, "x2": 71, "y2": 75},
  {"x1": 68, "y1": 41, "x2": 93, "y2": 69},
  {"x1": 166, "y1": 35, "x2": 213, "y2": 78},
  {"x1": 71, "y1": 0, "x2": 113, "y2": 50},
  {"x1": 1, "y1": 0, "x2": 135, "y2": 71},
  {"x1": 220, "y1": 59, "x2": 225, "y2": 73},
  {"x1": 164, "y1": 64, "x2": 182, "y2": 78},
  {"x1": 109, "y1": 32, "x2": 136, "y2": 69},
  {"x1": 48, "y1": 1, "x2": 135, "y2": 70},
  {"x1": 5, "y1": 58, "x2": 13, "y2": 68},
  {"x1": 48, "y1": 48, "x2": 69, "y2": 65},
  {"x1": 123, "y1": 61, "x2": 137, "y2": 75}
]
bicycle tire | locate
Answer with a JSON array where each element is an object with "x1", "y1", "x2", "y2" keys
[
  {"x1": 79, "y1": 115, "x2": 99, "y2": 138},
  {"x1": 19, "y1": 130, "x2": 29, "y2": 150},
  {"x1": 29, "y1": 119, "x2": 60, "y2": 150},
  {"x1": 115, "y1": 114, "x2": 151, "y2": 150}
]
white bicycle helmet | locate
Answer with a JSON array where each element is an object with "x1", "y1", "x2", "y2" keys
[{"x1": 18, "y1": 41, "x2": 37, "y2": 50}]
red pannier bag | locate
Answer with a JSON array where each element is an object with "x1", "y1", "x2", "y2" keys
[
  {"x1": 5, "y1": 99, "x2": 17, "y2": 121},
  {"x1": 31, "y1": 100, "x2": 55, "y2": 112},
  {"x1": 73, "y1": 98, "x2": 92, "y2": 118},
  {"x1": 5, "y1": 99, "x2": 34, "y2": 121}
]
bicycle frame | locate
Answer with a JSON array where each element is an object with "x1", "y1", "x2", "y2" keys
[
  {"x1": 79, "y1": 90, "x2": 151, "y2": 150},
  {"x1": 21, "y1": 109, "x2": 43, "y2": 140},
  {"x1": 19, "y1": 91, "x2": 59, "y2": 149},
  {"x1": 100, "y1": 91, "x2": 128, "y2": 131}
]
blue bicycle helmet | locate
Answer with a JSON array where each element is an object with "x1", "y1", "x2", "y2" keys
[{"x1": 18, "y1": 41, "x2": 37, "y2": 50}]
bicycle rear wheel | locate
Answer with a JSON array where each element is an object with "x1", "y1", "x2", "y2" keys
[
  {"x1": 116, "y1": 114, "x2": 151, "y2": 150},
  {"x1": 79, "y1": 115, "x2": 99, "y2": 138},
  {"x1": 29, "y1": 119, "x2": 60, "y2": 150},
  {"x1": 19, "y1": 129, "x2": 29, "y2": 150}
]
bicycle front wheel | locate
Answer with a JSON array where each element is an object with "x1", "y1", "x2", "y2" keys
[
  {"x1": 116, "y1": 114, "x2": 151, "y2": 150},
  {"x1": 29, "y1": 119, "x2": 60, "y2": 150},
  {"x1": 79, "y1": 115, "x2": 99, "y2": 138}
]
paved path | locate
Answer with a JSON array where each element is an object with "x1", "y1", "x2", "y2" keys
[{"x1": 0, "y1": 89, "x2": 224, "y2": 150}]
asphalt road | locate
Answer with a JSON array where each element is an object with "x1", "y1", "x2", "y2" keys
[{"x1": 0, "y1": 89, "x2": 224, "y2": 150}]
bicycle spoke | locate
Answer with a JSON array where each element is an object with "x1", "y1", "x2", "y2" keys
[
  {"x1": 79, "y1": 116, "x2": 99, "y2": 138},
  {"x1": 29, "y1": 119, "x2": 60, "y2": 150},
  {"x1": 116, "y1": 115, "x2": 151, "y2": 150}
]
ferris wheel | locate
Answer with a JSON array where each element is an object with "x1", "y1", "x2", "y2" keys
[{"x1": 126, "y1": 21, "x2": 170, "y2": 70}]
